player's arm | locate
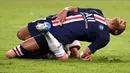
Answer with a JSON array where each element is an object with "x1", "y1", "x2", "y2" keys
[
  {"x1": 54, "y1": 6, "x2": 101, "y2": 24},
  {"x1": 53, "y1": 6, "x2": 78, "y2": 24},
  {"x1": 80, "y1": 36, "x2": 109, "y2": 61}
]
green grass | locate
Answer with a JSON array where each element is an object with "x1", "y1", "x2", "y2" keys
[{"x1": 0, "y1": 0, "x2": 130, "y2": 73}]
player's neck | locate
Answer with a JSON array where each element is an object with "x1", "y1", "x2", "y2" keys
[{"x1": 105, "y1": 18, "x2": 113, "y2": 30}]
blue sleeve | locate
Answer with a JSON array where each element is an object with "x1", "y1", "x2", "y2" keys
[
  {"x1": 88, "y1": 36, "x2": 109, "y2": 54},
  {"x1": 78, "y1": 8, "x2": 103, "y2": 16}
]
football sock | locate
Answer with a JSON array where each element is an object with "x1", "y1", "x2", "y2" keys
[{"x1": 12, "y1": 45, "x2": 25, "y2": 57}]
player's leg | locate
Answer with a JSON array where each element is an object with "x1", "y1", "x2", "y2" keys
[
  {"x1": 6, "y1": 44, "x2": 55, "y2": 59},
  {"x1": 43, "y1": 32, "x2": 68, "y2": 60},
  {"x1": 17, "y1": 19, "x2": 43, "y2": 41},
  {"x1": 7, "y1": 33, "x2": 68, "y2": 60},
  {"x1": 6, "y1": 49, "x2": 17, "y2": 58},
  {"x1": 6, "y1": 37, "x2": 39, "y2": 58},
  {"x1": 36, "y1": 22, "x2": 68, "y2": 60}
]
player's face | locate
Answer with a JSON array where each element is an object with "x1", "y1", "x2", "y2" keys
[{"x1": 112, "y1": 17, "x2": 126, "y2": 26}]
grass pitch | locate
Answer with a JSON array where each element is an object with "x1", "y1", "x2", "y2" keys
[{"x1": 0, "y1": 0, "x2": 130, "y2": 73}]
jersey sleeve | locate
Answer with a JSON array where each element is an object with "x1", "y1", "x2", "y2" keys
[
  {"x1": 77, "y1": 8, "x2": 103, "y2": 16},
  {"x1": 88, "y1": 35, "x2": 109, "y2": 54}
]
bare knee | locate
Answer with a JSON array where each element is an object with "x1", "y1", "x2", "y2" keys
[
  {"x1": 17, "y1": 27, "x2": 31, "y2": 40},
  {"x1": 17, "y1": 30, "x2": 24, "y2": 40},
  {"x1": 6, "y1": 49, "x2": 17, "y2": 58}
]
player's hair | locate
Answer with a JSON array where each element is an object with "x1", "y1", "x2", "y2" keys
[{"x1": 110, "y1": 18, "x2": 126, "y2": 35}]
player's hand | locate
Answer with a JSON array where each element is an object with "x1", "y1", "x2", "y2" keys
[
  {"x1": 53, "y1": 9, "x2": 69, "y2": 25},
  {"x1": 79, "y1": 48, "x2": 92, "y2": 61},
  {"x1": 79, "y1": 52, "x2": 92, "y2": 61}
]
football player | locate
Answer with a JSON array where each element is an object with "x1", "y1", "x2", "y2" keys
[{"x1": 6, "y1": 6, "x2": 126, "y2": 61}]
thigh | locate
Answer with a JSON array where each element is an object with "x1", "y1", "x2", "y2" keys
[{"x1": 21, "y1": 37, "x2": 40, "y2": 51}]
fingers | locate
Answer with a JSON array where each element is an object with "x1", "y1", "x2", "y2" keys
[
  {"x1": 53, "y1": 9, "x2": 68, "y2": 26},
  {"x1": 52, "y1": 15, "x2": 63, "y2": 26},
  {"x1": 83, "y1": 55, "x2": 92, "y2": 61},
  {"x1": 79, "y1": 50, "x2": 92, "y2": 61},
  {"x1": 80, "y1": 53, "x2": 92, "y2": 61},
  {"x1": 55, "y1": 14, "x2": 66, "y2": 25}
]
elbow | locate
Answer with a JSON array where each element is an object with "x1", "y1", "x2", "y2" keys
[{"x1": 100, "y1": 38, "x2": 110, "y2": 48}]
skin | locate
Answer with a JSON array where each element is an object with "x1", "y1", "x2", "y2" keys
[{"x1": 17, "y1": 26, "x2": 31, "y2": 41}]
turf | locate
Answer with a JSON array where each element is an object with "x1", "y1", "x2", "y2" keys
[{"x1": 0, "y1": 0, "x2": 130, "y2": 73}]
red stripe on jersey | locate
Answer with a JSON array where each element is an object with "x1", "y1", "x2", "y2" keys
[
  {"x1": 65, "y1": 16, "x2": 82, "y2": 21},
  {"x1": 52, "y1": 20, "x2": 58, "y2": 24},
  {"x1": 52, "y1": 15, "x2": 83, "y2": 25},
  {"x1": 94, "y1": 15, "x2": 105, "y2": 22},
  {"x1": 16, "y1": 47, "x2": 22, "y2": 56}
]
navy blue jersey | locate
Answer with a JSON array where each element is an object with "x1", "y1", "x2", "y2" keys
[{"x1": 47, "y1": 8, "x2": 110, "y2": 53}]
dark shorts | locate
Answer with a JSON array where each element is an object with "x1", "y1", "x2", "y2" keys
[
  {"x1": 22, "y1": 18, "x2": 53, "y2": 59},
  {"x1": 27, "y1": 18, "x2": 52, "y2": 51},
  {"x1": 27, "y1": 20, "x2": 44, "y2": 37},
  {"x1": 20, "y1": 49, "x2": 53, "y2": 59},
  {"x1": 27, "y1": 17, "x2": 52, "y2": 37}
]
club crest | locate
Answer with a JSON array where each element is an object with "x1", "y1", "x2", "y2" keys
[{"x1": 99, "y1": 25, "x2": 104, "y2": 30}]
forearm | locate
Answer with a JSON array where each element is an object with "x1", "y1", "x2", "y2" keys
[{"x1": 54, "y1": 6, "x2": 78, "y2": 24}]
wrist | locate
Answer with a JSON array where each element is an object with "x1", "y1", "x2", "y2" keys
[{"x1": 84, "y1": 48, "x2": 91, "y2": 54}]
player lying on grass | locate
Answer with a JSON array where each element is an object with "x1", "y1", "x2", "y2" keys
[
  {"x1": 7, "y1": 40, "x2": 80, "y2": 59},
  {"x1": 6, "y1": 15, "x2": 80, "y2": 59},
  {"x1": 6, "y1": 6, "x2": 126, "y2": 61}
]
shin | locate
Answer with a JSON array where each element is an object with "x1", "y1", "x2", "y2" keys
[{"x1": 43, "y1": 32, "x2": 68, "y2": 60}]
